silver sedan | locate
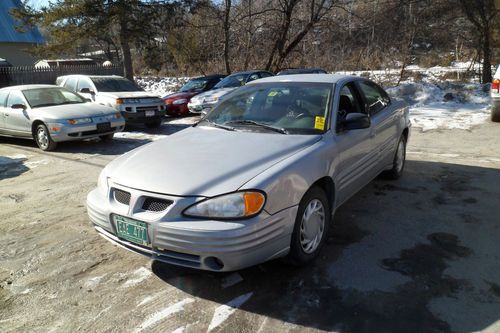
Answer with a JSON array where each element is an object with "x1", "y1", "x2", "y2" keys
[
  {"x1": 0, "y1": 85, "x2": 125, "y2": 150},
  {"x1": 87, "y1": 74, "x2": 410, "y2": 271}
]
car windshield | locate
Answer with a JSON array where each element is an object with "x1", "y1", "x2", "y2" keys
[
  {"x1": 180, "y1": 78, "x2": 209, "y2": 92},
  {"x1": 91, "y1": 77, "x2": 143, "y2": 92},
  {"x1": 203, "y1": 82, "x2": 332, "y2": 135},
  {"x1": 213, "y1": 74, "x2": 247, "y2": 89},
  {"x1": 22, "y1": 87, "x2": 85, "y2": 108}
]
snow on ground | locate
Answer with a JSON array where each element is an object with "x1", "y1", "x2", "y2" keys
[{"x1": 387, "y1": 81, "x2": 490, "y2": 131}]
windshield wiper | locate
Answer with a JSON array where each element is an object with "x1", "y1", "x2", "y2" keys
[
  {"x1": 199, "y1": 119, "x2": 236, "y2": 131},
  {"x1": 225, "y1": 120, "x2": 288, "y2": 134}
]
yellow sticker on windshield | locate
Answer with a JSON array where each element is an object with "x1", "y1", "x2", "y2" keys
[
  {"x1": 268, "y1": 91, "x2": 278, "y2": 97},
  {"x1": 315, "y1": 116, "x2": 326, "y2": 130}
]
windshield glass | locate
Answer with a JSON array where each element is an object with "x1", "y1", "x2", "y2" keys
[
  {"x1": 22, "y1": 87, "x2": 85, "y2": 108},
  {"x1": 204, "y1": 82, "x2": 332, "y2": 134},
  {"x1": 91, "y1": 77, "x2": 143, "y2": 92},
  {"x1": 213, "y1": 74, "x2": 247, "y2": 89},
  {"x1": 180, "y1": 78, "x2": 209, "y2": 92}
]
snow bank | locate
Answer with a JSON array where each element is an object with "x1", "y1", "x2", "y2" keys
[
  {"x1": 135, "y1": 77, "x2": 190, "y2": 97},
  {"x1": 387, "y1": 81, "x2": 490, "y2": 131}
]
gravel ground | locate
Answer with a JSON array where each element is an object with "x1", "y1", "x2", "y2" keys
[{"x1": 1, "y1": 116, "x2": 500, "y2": 333}]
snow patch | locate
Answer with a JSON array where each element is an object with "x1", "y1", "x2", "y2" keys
[
  {"x1": 122, "y1": 267, "x2": 152, "y2": 288},
  {"x1": 221, "y1": 273, "x2": 243, "y2": 289},
  {"x1": 133, "y1": 298, "x2": 194, "y2": 333},
  {"x1": 136, "y1": 77, "x2": 190, "y2": 97},
  {"x1": 207, "y1": 292, "x2": 253, "y2": 332}
]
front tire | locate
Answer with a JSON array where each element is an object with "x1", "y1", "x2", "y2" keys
[
  {"x1": 287, "y1": 186, "x2": 330, "y2": 265},
  {"x1": 382, "y1": 134, "x2": 406, "y2": 180},
  {"x1": 492, "y1": 106, "x2": 500, "y2": 122},
  {"x1": 34, "y1": 124, "x2": 57, "y2": 151}
]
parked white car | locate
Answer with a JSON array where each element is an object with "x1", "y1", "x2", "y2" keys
[
  {"x1": 491, "y1": 66, "x2": 500, "y2": 122},
  {"x1": 56, "y1": 75, "x2": 166, "y2": 128},
  {"x1": 0, "y1": 85, "x2": 124, "y2": 151}
]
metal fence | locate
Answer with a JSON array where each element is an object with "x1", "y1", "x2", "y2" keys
[{"x1": 0, "y1": 64, "x2": 123, "y2": 88}]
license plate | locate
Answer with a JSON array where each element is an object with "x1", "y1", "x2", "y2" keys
[
  {"x1": 145, "y1": 110, "x2": 155, "y2": 117},
  {"x1": 114, "y1": 215, "x2": 150, "y2": 246},
  {"x1": 96, "y1": 122, "x2": 111, "y2": 132}
]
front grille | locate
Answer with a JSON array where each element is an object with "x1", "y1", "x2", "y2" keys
[
  {"x1": 142, "y1": 197, "x2": 172, "y2": 212},
  {"x1": 67, "y1": 127, "x2": 116, "y2": 137},
  {"x1": 113, "y1": 189, "x2": 131, "y2": 205},
  {"x1": 137, "y1": 106, "x2": 158, "y2": 112}
]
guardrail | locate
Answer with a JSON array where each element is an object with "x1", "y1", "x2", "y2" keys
[{"x1": 0, "y1": 64, "x2": 123, "y2": 88}]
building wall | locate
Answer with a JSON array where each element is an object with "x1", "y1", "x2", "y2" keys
[{"x1": 0, "y1": 42, "x2": 39, "y2": 66}]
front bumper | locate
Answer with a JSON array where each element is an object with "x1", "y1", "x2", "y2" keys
[
  {"x1": 86, "y1": 184, "x2": 296, "y2": 271},
  {"x1": 50, "y1": 119, "x2": 125, "y2": 142},
  {"x1": 165, "y1": 103, "x2": 190, "y2": 116},
  {"x1": 118, "y1": 104, "x2": 166, "y2": 124}
]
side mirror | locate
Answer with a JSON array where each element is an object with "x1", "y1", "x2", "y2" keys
[
  {"x1": 11, "y1": 103, "x2": 27, "y2": 110},
  {"x1": 340, "y1": 112, "x2": 370, "y2": 131},
  {"x1": 80, "y1": 88, "x2": 95, "y2": 95}
]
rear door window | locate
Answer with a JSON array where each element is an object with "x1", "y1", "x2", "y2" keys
[
  {"x1": 247, "y1": 73, "x2": 260, "y2": 83},
  {"x1": 259, "y1": 72, "x2": 273, "y2": 79}
]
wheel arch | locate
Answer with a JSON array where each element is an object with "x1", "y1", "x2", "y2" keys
[
  {"x1": 309, "y1": 176, "x2": 335, "y2": 213},
  {"x1": 31, "y1": 120, "x2": 45, "y2": 139}
]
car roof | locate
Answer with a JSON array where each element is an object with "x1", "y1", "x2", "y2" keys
[
  {"x1": 0, "y1": 84, "x2": 58, "y2": 91},
  {"x1": 58, "y1": 74, "x2": 124, "y2": 79},
  {"x1": 277, "y1": 68, "x2": 328, "y2": 75},
  {"x1": 191, "y1": 74, "x2": 226, "y2": 80},
  {"x1": 229, "y1": 70, "x2": 271, "y2": 76},
  {"x1": 246, "y1": 74, "x2": 357, "y2": 85}
]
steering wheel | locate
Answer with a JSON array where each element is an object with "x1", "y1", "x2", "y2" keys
[{"x1": 286, "y1": 103, "x2": 312, "y2": 119}]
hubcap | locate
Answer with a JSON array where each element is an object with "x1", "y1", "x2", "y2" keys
[
  {"x1": 299, "y1": 199, "x2": 325, "y2": 254},
  {"x1": 37, "y1": 128, "x2": 48, "y2": 148},
  {"x1": 395, "y1": 140, "x2": 405, "y2": 172}
]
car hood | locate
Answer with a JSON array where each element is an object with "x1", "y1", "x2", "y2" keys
[
  {"x1": 34, "y1": 103, "x2": 116, "y2": 119},
  {"x1": 98, "y1": 91, "x2": 160, "y2": 99},
  {"x1": 163, "y1": 91, "x2": 198, "y2": 100},
  {"x1": 107, "y1": 126, "x2": 321, "y2": 197},
  {"x1": 193, "y1": 88, "x2": 236, "y2": 101}
]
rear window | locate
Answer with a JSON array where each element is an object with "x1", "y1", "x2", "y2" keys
[
  {"x1": 90, "y1": 77, "x2": 143, "y2": 92},
  {"x1": 0, "y1": 90, "x2": 8, "y2": 107}
]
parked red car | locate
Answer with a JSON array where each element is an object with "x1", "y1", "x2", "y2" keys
[{"x1": 163, "y1": 74, "x2": 226, "y2": 116}]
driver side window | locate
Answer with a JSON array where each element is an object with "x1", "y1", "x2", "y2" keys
[
  {"x1": 336, "y1": 83, "x2": 364, "y2": 131},
  {"x1": 7, "y1": 91, "x2": 25, "y2": 108},
  {"x1": 77, "y1": 79, "x2": 93, "y2": 92}
]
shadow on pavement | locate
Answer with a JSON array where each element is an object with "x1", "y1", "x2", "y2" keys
[
  {"x1": 0, "y1": 155, "x2": 30, "y2": 181},
  {"x1": 151, "y1": 160, "x2": 500, "y2": 333}
]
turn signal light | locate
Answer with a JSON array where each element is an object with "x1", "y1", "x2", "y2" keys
[
  {"x1": 67, "y1": 119, "x2": 77, "y2": 124},
  {"x1": 492, "y1": 79, "x2": 500, "y2": 93},
  {"x1": 116, "y1": 98, "x2": 124, "y2": 105},
  {"x1": 243, "y1": 192, "x2": 265, "y2": 216}
]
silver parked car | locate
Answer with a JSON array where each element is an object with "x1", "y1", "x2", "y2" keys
[
  {"x1": 0, "y1": 85, "x2": 125, "y2": 151},
  {"x1": 87, "y1": 74, "x2": 410, "y2": 271}
]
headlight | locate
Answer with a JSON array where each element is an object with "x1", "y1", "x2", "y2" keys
[
  {"x1": 47, "y1": 122, "x2": 64, "y2": 132},
  {"x1": 97, "y1": 168, "x2": 109, "y2": 196},
  {"x1": 204, "y1": 96, "x2": 219, "y2": 104},
  {"x1": 173, "y1": 99, "x2": 188, "y2": 105},
  {"x1": 183, "y1": 191, "x2": 266, "y2": 219},
  {"x1": 67, "y1": 117, "x2": 92, "y2": 125},
  {"x1": 106, "y1": 112, "x2": 121, "y2": 120}
]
